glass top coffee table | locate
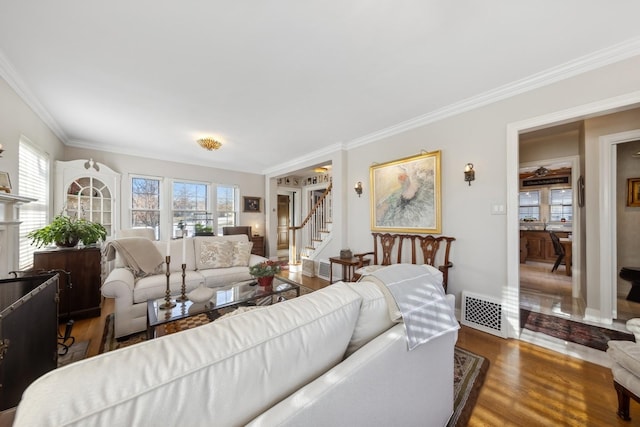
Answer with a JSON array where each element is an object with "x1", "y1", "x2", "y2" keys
[{"x1": 146, "y1": 276, "x2": 301, "y2": 339}]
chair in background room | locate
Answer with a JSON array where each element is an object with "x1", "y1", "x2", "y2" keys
[
  {"x1": 222, "y1": 226, "x2": 252, "y2": 238},
  {"x1": 549, "y1": 232, "x2": 565, "y2": 273}
]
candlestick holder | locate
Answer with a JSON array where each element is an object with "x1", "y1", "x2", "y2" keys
[
  {"x1": 175, "y1": 263, "x2": 188, "y2": 302},
  {"x1": 159, "y1": 255, "x2": 176, "y2": 310}
]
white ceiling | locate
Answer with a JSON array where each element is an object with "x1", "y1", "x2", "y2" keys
[{"x1": 2, "y1": 1, "x2": 640, "y2": 174}]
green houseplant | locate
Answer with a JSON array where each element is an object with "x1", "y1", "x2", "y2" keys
[{"x1": 27, "y1": 214, "x2": 107, "y2": 248}]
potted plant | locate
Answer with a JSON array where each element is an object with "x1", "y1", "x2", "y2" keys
[
  {"x1": 249, "y1": 260, "x2": 282, "y2": 287},
  {"x1": 27, "y1": 214, "x2": 107, "y2": 248},
  {"x1": 194, "y1": 223, "x2": 214, "y2": 236}
]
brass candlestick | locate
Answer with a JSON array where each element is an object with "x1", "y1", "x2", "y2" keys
[
  {"x1": 175, "y1": 263, "x2": 187, "y2": 302},
  {"x1": 159, "y1": 255, "x2": 176, "y2": 310}
]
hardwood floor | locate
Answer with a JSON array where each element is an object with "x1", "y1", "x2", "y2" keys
[{"x1": 68, "y1": 272, "x2": 637, "y2": 425}]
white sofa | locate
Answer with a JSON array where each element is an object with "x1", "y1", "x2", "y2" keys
[
  {"x1": 13, "y1": 273, "x2": 458, "y2": 426},
  {"x1": 102, "y1": 234, "x2": 267, "y2": 338}
]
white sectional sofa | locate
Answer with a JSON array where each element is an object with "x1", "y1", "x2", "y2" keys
[
  {"x1": 102, "y1": 234, "x2": 267, "y2": 338},
  {"x1": 13, "y1": 271, "x2": 458, "y2": 427}
]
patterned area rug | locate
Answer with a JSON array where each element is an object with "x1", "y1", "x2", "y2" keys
[
  {"x1": 521, "y1": 309, "x2": 635, "y2": 351},
  {"x1": 99, "y1": 285, "x2": 313, "y2": 352},
  {"x1": 448, "y1": 347, "x2": 489, "y2": 427},
  {"x1": 58, "y1": 340, "x2": 89, "y2": 367}
]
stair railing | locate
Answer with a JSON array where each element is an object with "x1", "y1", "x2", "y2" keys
[{"x1": 289, "y1": 183, "x2": 332, "y2": 265}]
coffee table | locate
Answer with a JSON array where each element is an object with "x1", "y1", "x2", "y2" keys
[{"x1": 146, "y1": 276, "x2": 301, "y2": 339}]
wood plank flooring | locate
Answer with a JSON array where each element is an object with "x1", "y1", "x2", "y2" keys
[{"x1": 66, "y1": 272, "x2": 637, "y2": 425}]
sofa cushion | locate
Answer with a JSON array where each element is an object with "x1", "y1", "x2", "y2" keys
[
  {"x1": 344, "y1": 280, "x2": 395, "y2": 357},
  {"x1": 153, "y1": 238, "x2": 197, "y2": 272},
  {"x1": 133, "y1": 271, "x2": 205, "y2": 303},
  {"x1": 608, "y1": 340, "x2": 640, "y2": 375},
  {"x1": 14, "y1": 282, "x2": 363, "y2": 427},
  {"x1": 231, "y1": 241, "x2": 254, "y2": 266},
  {"x1": 194, "y1": 235, "x2": 248, "y2": 270},
  {"x1": 197, "y1": 240, "x2": 233, "y2": 269},
  {"x1": 198, "y1": 267, "x2": 254, "y2": 288}
]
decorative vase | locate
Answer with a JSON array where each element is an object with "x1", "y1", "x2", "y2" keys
[{"x1": 257, "y1": 276, "x2": 274, "y2": 288}]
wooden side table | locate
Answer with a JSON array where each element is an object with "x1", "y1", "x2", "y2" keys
[{"x1": 329, "y1": 256, "x2": 370, "y2": 283}]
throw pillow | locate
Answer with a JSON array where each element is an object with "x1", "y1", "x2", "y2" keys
[
  {"x1": 231, "y1": 241, "x2": 254, "y2": 267},
  {"x1": 197, "y1": 241, "x2": 233, "y2": 269}
]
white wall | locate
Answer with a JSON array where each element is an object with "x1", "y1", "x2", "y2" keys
[
  {"x1": 0, "y1": 76, "x2": 65, "y2": 208},
  {"x1": 345, "y1": 54, "x2": 640, "y2": 322}
]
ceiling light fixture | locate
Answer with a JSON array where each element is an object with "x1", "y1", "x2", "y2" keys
[{"x1": 197, "y1": 138, "x2": 222, "y2": 151}]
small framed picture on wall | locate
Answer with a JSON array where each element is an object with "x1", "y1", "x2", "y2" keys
[{"x1": 243, "y1": 196, "x2": 261, "y2": 212}]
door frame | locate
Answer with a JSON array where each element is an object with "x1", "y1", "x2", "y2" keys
[
  {"x1": 599, "y1": 129, "x2": 640, "y2": 320},
  {"x1": 506, "y1": 90, "x2": 640, "y2": 339}
]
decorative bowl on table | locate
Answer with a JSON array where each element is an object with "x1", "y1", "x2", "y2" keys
[{"x1": 187, "y1": 284, "x2": 215, "y2": 303}]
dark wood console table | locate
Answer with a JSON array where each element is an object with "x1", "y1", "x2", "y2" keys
[{"x1": 33, "y1": 246, "x2": 102, "y2": 320}]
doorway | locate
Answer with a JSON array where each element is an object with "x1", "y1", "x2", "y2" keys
[{"x1": 506, "y1": 93, "x2": 640, "y2": 340}]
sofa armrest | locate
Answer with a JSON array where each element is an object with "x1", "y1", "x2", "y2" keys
[
  {"x1": 249, "y1": 254, "x2": 268, "y2": 265},
  {"x1": 101, "y1": 268, "x2": 135, "y2": 300}
]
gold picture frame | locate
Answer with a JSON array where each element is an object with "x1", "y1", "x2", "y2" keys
[
  {"x1": 0, "y1": 171, "x2": 11, "y2": 193},
  {"x1": 628, "y1": 178, "x2": 640, "y2": 207},
  {"x1": 370, "y1": 151, "x2": 441, "y2": 233}
]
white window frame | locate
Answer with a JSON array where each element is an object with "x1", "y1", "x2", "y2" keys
[
  {"x1": 18, "y1": 137, "x2": 50, "y2": 270},
  {"x1": 129, "y1": 174, "x2": 163, "y2": 240},
  {"x1": 171, "y1": 179, "x2": 212, "y2": 238},
  {"x1": 549, "y1": 187, "x2": 573, "y2": 222},
  {"x1": 519, "y1": 190, "x2": 540, "y2": 221},
  {"x1": 215, "y1": 184, "x2": 239, "y2": 235}
]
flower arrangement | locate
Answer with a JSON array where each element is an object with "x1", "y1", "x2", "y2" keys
[{"x1": 249, "y1": 260, "x2": 281, "y2": 278}]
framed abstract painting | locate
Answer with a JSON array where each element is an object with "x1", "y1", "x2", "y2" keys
[{"x1": 370, "y1": 151, "x2": 441, "y2": 233}]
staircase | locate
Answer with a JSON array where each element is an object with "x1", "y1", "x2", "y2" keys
[{"x1": 289, "y1": 184, "x2": 332, "y2": 267}]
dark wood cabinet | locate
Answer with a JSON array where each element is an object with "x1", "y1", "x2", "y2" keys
[
  {"x1": 33, "y1": 246, "x2": 102, "y2": 320},
  {"x1": 251, "y1": 236, "x2": 265, "y2": 257}
]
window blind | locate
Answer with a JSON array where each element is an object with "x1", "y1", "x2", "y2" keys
[{"x1": 18, "y1": 139, "x2": 50, "y2": 270}]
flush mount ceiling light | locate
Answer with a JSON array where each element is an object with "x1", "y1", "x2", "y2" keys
[{"x1": 197, "y1": 138, "x2": 222, "y2": 151}]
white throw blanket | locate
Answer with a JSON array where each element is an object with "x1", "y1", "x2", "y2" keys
[
  {"x1": 370, "y1": 264, "x2": 459, "y2": 350},
  {"x1": 104, "y1": 238, "x2": 164, "y2": 276}
]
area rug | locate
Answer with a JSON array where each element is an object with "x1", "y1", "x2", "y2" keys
[
  {"x1": 58, "y1": 340, "x2": 89, "y2": 367},
  {"x1": 447, "y1": 347, "x2": 489, "y2": 427},
  {"x1": 100, "y1": 284, "x2": 314, "y2": 353},
  {"x1": 521, "y1": 309, "x2": 635, "y2": 351}
]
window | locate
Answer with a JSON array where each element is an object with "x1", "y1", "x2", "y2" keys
[
  {"x1": 549, "y1": 188, "x2": 573, "y2": 221},
  {"x1": 519, "y1": 191, "x2": 540, "y2": 221},
  {"x1": 216, "y1": 185, "x2": 238, "y2": 235},
  {"x1": 172, "y1": 181, "x2": 209, "y2": 237},
  {"x1": 18, "y1": 138, "x2": 50, "y2": 270},
  {"x1": 131, "y1": 176, "x2": 161, "y2": 239}
]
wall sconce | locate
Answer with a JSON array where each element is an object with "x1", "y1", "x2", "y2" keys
[
  {"x1": 464, "y1": 163, "x2": 475, "y2": 186},
  {"x1": 0, "y1": 144, "x2": 4, "y2": 157},
  {"x1": 354, "y1": 181, "x2": 363, "y2": 197}
]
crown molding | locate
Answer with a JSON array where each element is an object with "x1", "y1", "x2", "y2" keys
[
  {"x1": 0, "y1": 50, "x2": 68, "y2": 143},
  {"x1": 345, "y1": 36, "x2": 640, "y2": 151},
  {"x1": 262, "y1": 142, "x2": 345, "y2": 176}
]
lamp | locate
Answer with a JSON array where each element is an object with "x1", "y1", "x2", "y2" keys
[
  {"x1": 354, "y1": 181, "x2": 363, "y2": 197},
  {"x1": 0, "y1": 144, "x2": 3, "y2": 157},
  {"x1": 197, "y1": 138, "x2": 222, "y2": 151},
  {"x1": 464, "y1": 163, "x2": 475, "y2": 186}
]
